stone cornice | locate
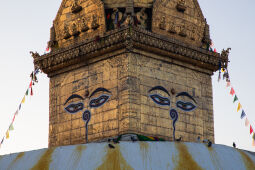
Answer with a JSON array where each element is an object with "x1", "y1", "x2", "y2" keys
[{"x1": 33, "y1": 26, "x2": 227, "y2": 75}]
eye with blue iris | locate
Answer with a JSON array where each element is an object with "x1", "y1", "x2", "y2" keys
[
  {"x1": 176, "y1": 101, "x2": 196, "y2": 112},
  {"x1": 149, "y1": 94, "x2": 170, "y2": 106},
  {"x1": 89, "y1": 94, "x2": 110, "y2": 108},
  {"x1": 64, "y1": 102, "x2": 84, "y2": 114}
]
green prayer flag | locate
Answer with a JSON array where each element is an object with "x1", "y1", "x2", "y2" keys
[
  {"x1": 26, "y1": 89, "x2": 29, "y2": 96},
  {"x1": 233, "y1": 95, "x2": 238, "y2": 103},
  {"x1": 9, "y1": 124, "x2": 14, "y2": 131}
]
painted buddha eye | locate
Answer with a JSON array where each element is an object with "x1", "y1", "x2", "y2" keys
[
  {"x1": 149, "y1": 94, "x2": 170, "y2": 106},
  {"x1": 89, "y1": 94, "x2": 110, "y2": 108},
  {"x1": 176, "y1": 101, "x2": 196, "y2": 112},
  {"x1": 64, "y1": 102, "x2": 84, "y2": 114}
]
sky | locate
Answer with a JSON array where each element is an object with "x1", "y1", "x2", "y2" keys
[{"x1": 0, "y1": 0, "x2": 255, "y2": 155}]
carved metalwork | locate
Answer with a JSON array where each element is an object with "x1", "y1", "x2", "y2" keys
[
  {"x1": 159, "y1": 16, "x2": 166, "y2": 30},
  {"x1": 221, "y1": 48, "x2": 231, "y2": 59},
  {"x1": 168, "y1": 21, "x2": 177, "y2": 34},
  {"x1": 111, "y1": 8, "x2": 123, "y2": 29},
  {"x1": 136, "y1": 8, "x2": 148, "y2": 29},
  {"x1": 30, "y1": 51, "x2": 40, "y2": 58},
  {"x1": 63, "y1": 24, "x2": 71, "y2": 39},
  {"x1": 48, "y1": 25, "x2": 58, "y2": 48},
  {"x1": 202, "y1": 19, "x2": 212, "y2": 48},
  {"x1": 176, "y1": 0, "x2": 187, "y2": 12},
  {"x1": 70, "y1": 22, "x2": 80, "y2": 36},
  {"x1": 179, "y1": 24, "x2": 187, "y2": 37},
  {"x1": 91, "y1": 15, "x2": 99, "y2": 30},
  {"x1": 78, "y1": 18, "x2": 89, "y2": 32},
  {"x1": 33, "y1": 27, "x2": 225, "y2": 75},
  {"x1": 71, "y1": 0, "x2": 82, "y2": 13}
]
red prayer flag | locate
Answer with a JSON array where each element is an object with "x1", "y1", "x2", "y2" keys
[
  {"x1": 214, "y1": 48, "x2": 217, "y2": 52},
  {"x1": 226, "y1": 81, "x2": 231, "y2": 87},
  {"x1": 29, "y1": 81, "x2": 32, "y2": 88},
  {"x1": 250, "y1": 125, "x2": 254, "y2": 134},
  {"x1": 230, "y1": 88, "x2": 235, "y2": 96},
  {"x1": 12, "y1": 114, "x2": 16, "y2": 123},
  {"x1": 46, "y1": 47, "x2": 49, "y2": 52},
  {"x1": 31, "y1": 87, "x2": 33, "y2": 96}
]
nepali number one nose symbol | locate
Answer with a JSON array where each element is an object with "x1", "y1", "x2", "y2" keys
[
  {"x1": 149, "y1": 86, "x2": 197, "y2": 141},
  {"x1": 64, "y1": 88, "x2": 111, "y2": 143}
]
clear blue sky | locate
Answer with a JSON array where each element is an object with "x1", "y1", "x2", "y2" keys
[{"x1": 0, "y1": 0, "x2": 255, "y2": 155}]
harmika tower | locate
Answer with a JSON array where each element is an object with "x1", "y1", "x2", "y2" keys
[{"x1": 33, "y1": 0, "x2": 228, "y2": 147}]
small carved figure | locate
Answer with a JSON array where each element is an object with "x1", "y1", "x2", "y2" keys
[
  {"x1": 176, "y1": 0, "x2": 186, "y2": 12},
  {"x1": 91, "y1": 15, "x2": 99, "y2": 30},
  {"x1": 63, "y1": 24, "x2": 71, "y2": 39},
  {"x1": 79, "y1": 18, "x2": 89, "y2": 32},
  {"x1": 136, "y1": 8, "x2": 148, "y2": 29},
  {"x1": 168, "y1": 22, "x2": 177, "y2": 34},
  {"x1": 70, "y1": 22, "x2": 80, "y2": 36},
  {"x1": 48, "y1": 25, "x2": 58, "y2": 48},
  {"x1": 71, "y1": 0, "x2": 82, "y2": 13},
  {"x1": 221, "y1": 48, "x2": 231, "y2": 58},
  {"x1": 202, "y1": 19, "x2": 212, "y2": 49},
  {"x1": 189, "y1": 26, "x2": 196, "y2": 40},
  {"x1": 122, "y1": 14, "x2": 134, "y2": 27},
  {"x1": 111, "y1": 8, "x2": 123, "y2": 29},
  {"x1": 179, "y1": 24, "x2": 187, "y2": 37},
  {"x1": 159, "y1": 16, "x2": 166, "y2": 30},
  {"x1": 30, "y1": 51, "x2": 40, "y2": 58}
]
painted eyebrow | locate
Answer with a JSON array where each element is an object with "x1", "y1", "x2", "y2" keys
[
  {"x1": 176, "y1": 92, "x2": 197, "y2": 104},
  {"x1": 148, "y1": 86, "x2": 170, "y2": 96},
  {"x1": 89, "y1": 88, "x2": 111, "y2": 98},
  {"x1": 64, "y1": 94, "x2": 84, "y2": 105}
]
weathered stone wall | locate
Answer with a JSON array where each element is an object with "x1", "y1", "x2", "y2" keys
[{"x1": 49, "y1": 52, "x2": 214, "y2": 147}]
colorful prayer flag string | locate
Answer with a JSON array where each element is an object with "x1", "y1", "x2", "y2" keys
[
  {"x1": 0, "y1": 68, "x2": 40, "y2": 149},
  {"x1": 220, "y1": 67, "x2": 255, "y2": 146}
]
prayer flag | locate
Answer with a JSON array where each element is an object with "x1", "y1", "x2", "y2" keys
[
  {"x1": 237, "y1": 103, "x2": 242, "y2": 112},
  {"x1": 226, "y1": 81, "x2": 231, "y2": 87},
  {"x1": 230, "y1": 88, "x2": 235, "y2": 96},
  {"x1": 9, "y1": 124, "x2": 14, "y2": 131},
  {"x1": 221, "y1": 68, "x2": 225, "y2": 72},
  {"x1": 1, "y1": 138, "x2": 4, "y2": 144},
  {"x1": 253, "y1": 133, "x2": 255, "y2": 140},
  {"x1": 250, "y1": 126, "x2": 254, "y2": 134},
  {"x1": 31, "y1": 87, "x2": 33, "y2": 96},
  {"x1": 214, "y1": 48, "x2": 217, "y2": 52},
  {"x1": 233, "y1": 95, "x2": 238, "y2": 103},
  {"x1": 46, "y1": 47, "x2": 49, "y2": 52},
  {"x1": 241, "y1": 110, "x2": 246, "y2": 119},
  {"x1": 19, "y1": 104, "x2": 21, "y2": 110},
  {"x1": 12, "y1": 114, "x2": 16, "y2": 123},
  {"x1": 245, "y1": 118, "x2": 250, "y2": 127},
  {"x1": 15, "y1": 110, "x2": 19, "y2": 116},
  {"x1": 26, "y1": 89, "x2": 29, "y2": 96},
  {"x1": 6, "y1": 131, "x2": 9, "y2": 139},
  {"x1": 29, "y1": 81, "x2": 32, "y2": 88},
  {"x1": 21, "y1": 96, "x2": 25, "y2": 104}
]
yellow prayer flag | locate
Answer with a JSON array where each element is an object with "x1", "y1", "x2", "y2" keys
[
  {"x1": 237, "y1": 103, "x2": 242, "y2": 112},
  {"x1": 21, "y1": 96, "x2": 25, "y2": 104},
  {"x1": 6, "y1": 131, "x2": 9, "y2": 139}
]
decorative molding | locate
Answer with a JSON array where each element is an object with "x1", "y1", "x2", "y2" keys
[{"x1": 33, "y1": 26, "x2": 226, "y2": 75}]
